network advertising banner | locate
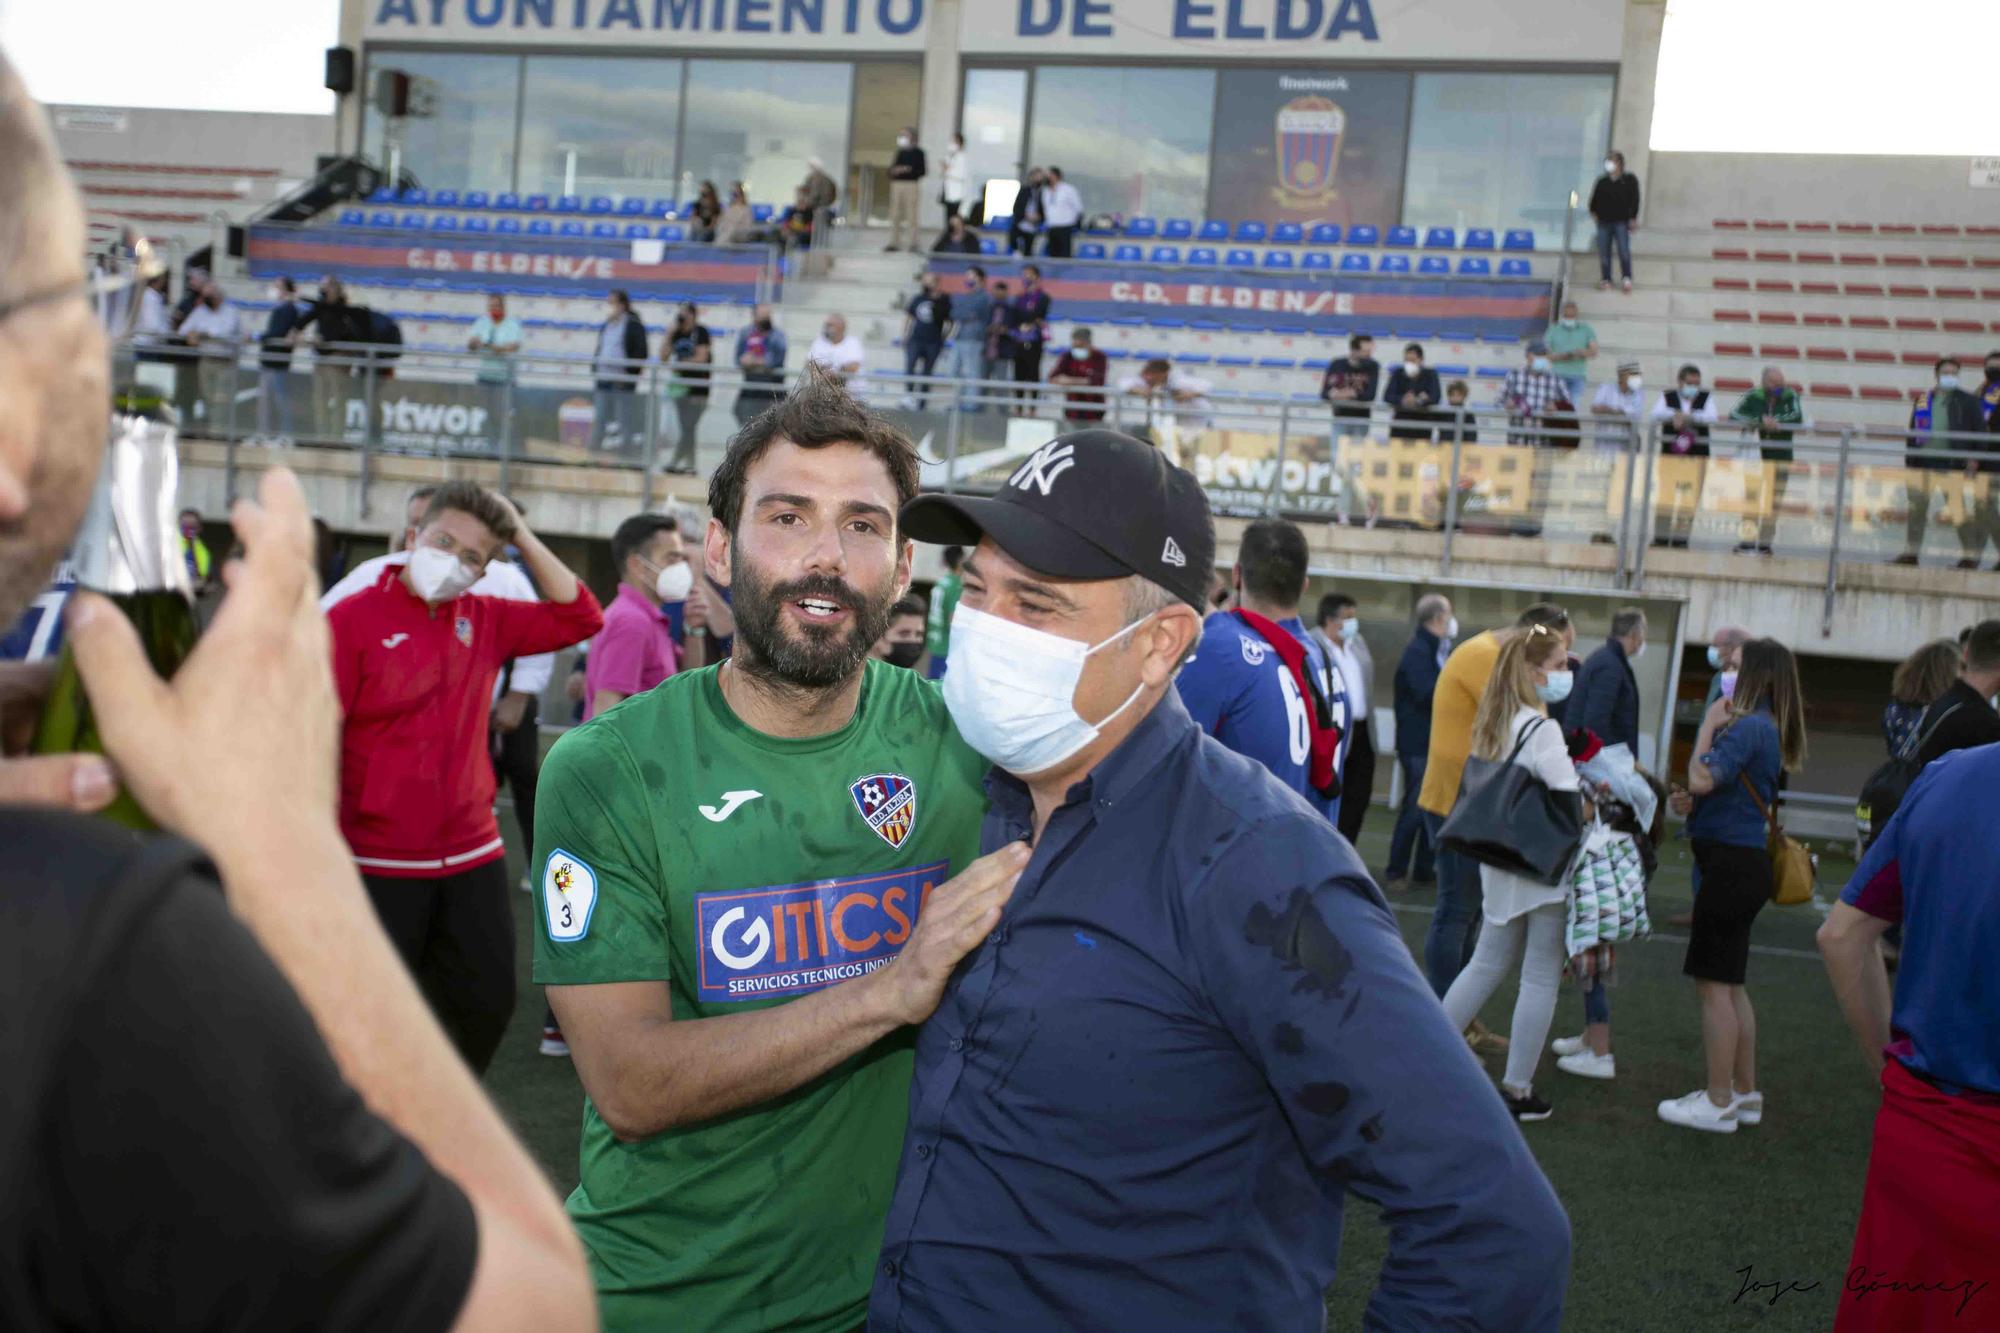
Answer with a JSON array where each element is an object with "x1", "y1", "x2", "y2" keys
[
  {"x1": 926, "y1": 256, "x2": 1549, "y2": 341},
  {"x1": 244, "y1": 226, "x2": 776, "y2": 305},
  {"x1": 1204, "y1": 68, "x2": 1412, "y2": 230}
]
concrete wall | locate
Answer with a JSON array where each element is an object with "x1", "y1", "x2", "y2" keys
[
  {"x1": 51, "y1": 105, "x2": 334, "y2": 182},
  {"x1": 1647, "y1": 151, "x2": 1996, "y2": 228}
]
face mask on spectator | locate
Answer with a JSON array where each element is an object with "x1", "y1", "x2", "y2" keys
[
  {"x1": 1338, "y1": 616, "x2": 1359, "y2": 642},
  {"x1": 885, "y1": 641, "x2": 924, "y2": 669},
  {"x1": 1629, "y1": 641, "x2": 1646, "y2": 663},
  {"x1": 1938, "y1": 373, "x2": 1960, "y2": 391},
  {"x1": 407, "y1": 546, "x2": 480, "y2": 604},
  {"x1": 652, "y1": 560, "x2": 693, "y2": 602},
  {"x1": 1404, "y1": 360, "x2": 1421, "y2": 376},
  {"x1": 1604, "y1": 159, "x2": 1617, "y2": 173},
  {"x1": 1682, "y1": 380, "x2": 1700, "y2": 394},
  {"x1": 1532, "y1": 356, "x2": 1551, "y2": 373},
  {"x1": 1707, "y1": 645, "x2": 1725, "y2": 670},
  {"x1": 1560, "y1": 316, "x2": 1577, "y2": 329},
  {"x1": 1719, "y1": 670, "x2": 1738, "y2": 700},
  {"x1": 897, "y1": 135, "x2": 912, "y2": 148},
  {"x1": 1071, "y1": 342, "x2": 1088, "y2": 355},
  {"x1": 941, "y1": 604, "x2": 1151, "y2": 775},
  {"x1": 1444, "y1": 616, "x2": 1460, "y2": 640},
  {"x1": 1627, "y1": 376, "x2": 1643, "y2": 393},
  {"x1": 1537, "y1": 670, "x2": 1574, "y2": 704}
]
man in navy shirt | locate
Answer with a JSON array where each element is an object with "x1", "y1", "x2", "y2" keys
[
  {"x1": 1177, "y1": 517, "x2": 1348, "y2": 827},
  {"x1": 1386, "y1": 592, "x2": 1453, "y2": 887},
  {"x1": 1569, "y1": 605, "x2": 1645, "y2": 752},
  {"x1": 1819, "y1": 745, "x2": 2000, "y2": 1332},
  {"x1": 877, "y1": 428, "x2": 1570, "y2": 1332}
]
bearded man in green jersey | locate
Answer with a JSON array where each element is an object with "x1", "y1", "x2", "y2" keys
[{"x1": 533, "y1": 367, "x2": 1027, "y2": 1332}]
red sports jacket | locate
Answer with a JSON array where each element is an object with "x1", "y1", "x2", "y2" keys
[{"x1": 329, "y1": 564, "x2": 602, "y2": 878}]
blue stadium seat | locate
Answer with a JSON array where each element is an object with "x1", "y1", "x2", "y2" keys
[
  {"x1": 1190, "y1": 319, "x2": 1224, "y2": 331},
  {"x1": 658, "y1": 224, "x2": 686, "y2": 240},
  {"x1": 367, "y1": 186, "x2": 396, "y2": 204},
  {"x1": 1187, "y1": 247, "x2": 1219, "y2": 265},
  {"x1": 558, "y1": 220, "x2": 587, "y2": 237},
  {"x1": 1308, "y1": 222, "x2": 1341, "y2": 246},
  {"x1": 1108, "y1": 316, "x2": 1145, "y2": 328},
  {"x1": 982, "y1": 215, "x2": 1010, "y2": 233},
  {"x1": 980, "y1": 238, "x2": 999, "y2": 255},
  {"x1": 1113, "y1": 244, "x2": 1144, "y2": 261},
  {"x1": 1438, "y1": 331, "x2": 1478, "y2": 344},
  {"x1": 337, "y1": 208, "x2": 366, "y2": 226},
  {"x1": 1499, "y1": 258, "x2": 1532, "y2": 276},
  {"x1": 1386, "y1": 225, "x2": 1418, "y2": 248},
  {"x1": 399, "y1": 213, "x2": 428, "y2": 230},
  {"x1": 496, "y1": 192, "x2": 523, "y2": 210},
  {"x1": 527, "y1": 219, "x2": 554, "y2": 236},
  {"x1": 463, "y1": 191, "x2": 490, "y2": 210},
  {"x1": 1339, "y1": 253, "x2": 1370, "y2": 272},
  {"x1": 650, "y1": 197, "x2": 675, "y2": 217},
  {"x1": 524, "y1": 194, "x2": 551, "y2": 212},
  {"x1": 1378, "y1": 254, "x2": 1411, "y2": 273},
  {"x1": 1463, "y1": 227, "x2": 1496, "y2": 250},
  {"x1": 1457, "y1": 256, "x2": 1492, "y2": 276},
  {"x1": 1177, "y1": 353, "x2": 1211, "y2": 365},
  {"x1": 740, "y1": 203, "x2": 770, "y2": 223},
  {"x1": 552, "y1": 195, "x2": 581, "y2": 214},
  {"x1": 1078, "y1": 242, "x2": 1108, "y2": 259},
  {"x1": 1100, "y1": 348, "x2": 1130, "y2": 361},
  {"x1": 462, "y1": 216, "x2": 490, "y2": 233},
  {"x1": 1418, "y1": 255, "x2": 1450, "y2": 274},
  {"x1": 1347, "y1": 224, "x2": 1380, "y2": 247},
  {"x1": 1273, "y1": 222, "x2": 1304, "y2": 245},
  {"x1": 1162, "y1": 218, "x2": 1194, "y2": 240},
  {"x1": 1423, "y1": 227, "x2": 1456, "y2": 249},
  {"x1": 1260, "y1": 251, "x2": 1295, "y2": 269},
  {"x1": 429, "y1": 215, "x2": 460, "y2": 231},
  {"x1": 495, "y1": 217, "x2": 522, "y2": 235},
  {"x1": 619, "y1": 197, "x2": 647, "y2": 216},
  {"x1": 1433, "y1": 364, "x2": 1470, "y2": 378},
  {"x1": 1234, "y1": 220, "x2": 1267, "y2": 243},
  {"x1": 1258, "y1": 357, "x2": 1296, "y2": 369},
  {"x1": 1124, "y1": 217, "x2": 1159, "y2": 238},
  {"x1": 1475, "y1": 366, "x2": 1509, "y2": 379},
  {"x1": 1503, "y1": 229, "x2": 1535, "y2": 251},
  {"x1": 1302, "y1": 252, "x2": 1332, "y2": 271},
  {"x1": 1225, "y1": 248, "x2": 1256, "y2": 267},
  {"x1": 1150, "y1": 245, "x2": 1182, "y2": 264},
  {"x1": 624, "y1": 223, "x2": 651, "y2": 238},
  {"x1": 1215, "y1": 355, "x2": 1254, "y2": 368},
  {"x1": 1197, "y1": 219, "x2": 1229, "y2": 241},
  {"x1": 1268, "y1": 324, "x2": 1307, "y2": 337},
  {"x1": 398, "y1": 187, "x2": 428, "y2": 205}
]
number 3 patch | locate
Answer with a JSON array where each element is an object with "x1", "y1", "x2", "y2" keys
[{"x1": 543, "y1": 849, "x2": 598, "y2": 942}]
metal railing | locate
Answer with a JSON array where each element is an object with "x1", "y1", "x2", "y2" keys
[{"x1": 129, "y1": 340, "x2": 1999, "y2": 603}]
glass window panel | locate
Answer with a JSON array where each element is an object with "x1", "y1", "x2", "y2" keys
[
  {"x1": 681, "y1": 60, "x2": 853, "y2": 210},
  {"x1": 1402, "y1": 72, "x2": 1615, "y2": 245},
  {"x1": 960, "y1": 68, "x2": 1027, "y2": 214},
  {"x1": 363, "y1": 52, "x2": 521, "y2": 195},
  {"x1": 519, "y1": 57, "x2": 682, "y2": 203},
  {"x1": 1027, "y1": 66, "x2": 1215, "y2": 220}
]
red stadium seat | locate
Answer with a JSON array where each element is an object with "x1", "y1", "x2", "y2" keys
[
  {"x1": 1889, "y1": 285, "x2": 1931, "y2": 298},
  {"x1": 1844, "y1": 285, "x2": 1885, "y2": 298},
  {"x1": 1836, "y1": 223, "x2": 1875, "y2": 234},
  {"x1": 1972, "y1": 258, "x2": 2000, "y2": 270},
  {"x1": 1854, "y1": 349, "x2": 1897, "y2": 364},
  {"x1": 1894, "y1": 317, "x2": 1939, "y2": 331},
  {"x1": 1943, "y1": 320, "x2": 1986, "y2": 334},
  {"x1": 1795, "y1": 222, "x2": 1831, "y2": 233},
  {"x1": 1925, "y1": 256, "x2": 1969, "y2": 268},
  {"x1": 1753, "y1": 220, "x2": 1789, "y2": 231},
  {"x1": 1802, "y1": 313, "x2": 1844, "y2": 327},
  {"x1": 1796, "y1": 252, "x2": 1835, "y2": 265},
  {"x1": 1936, "y1": 287, "x2": 1977, "y2": 300},
  {"x1": 1806, "y1": 346, "x2": 1848, "y2": 361},
  {"x1": 1810, "y1": 383, "x2": 1854, "y2": 397},
  {"x1": 1859, "y1": 385, "x2": 1903, "y2": 401},
  {"x1": 1755, "y1": 311, "x2": 1799, "y2": 324},
  {"x1": 1921, "y1": 224, "x2": 1961, "y2": 236},
  {"x1": 1714, "y1": 309, "x2": 1753, "y2": 322},
  {"x1": 1900, "y1": 351, "x2": 1942, "y2": 366},
  {"x1": 1760, "y1": 344, "x2": 1800, "y2": 359},
  {"x1": 1838, "y1": 253, "x2": 1880, "y2": 265},
  {"x1": 1714, "y1": 218, "x2": 1748, "y2": 229},
  {"x1": 1716, "y1": 376, "x2": 1754, "y2": 392},
  {"x1": 1883, "y1": 255, "x2": 1923, "y2": 267},
  {"x1": 1800, "y1": 281, "x2": 1839, "y2": 294},
  {"x1": 1714, "y1": 342, "x2": 1754, "y2": 357},
  {"x1": 1754, "y1": 250, "x2": 1792, "y2": 263},
  {"x1": 1713, "y1": 247, "x2": 1750, "y2": 260},
  {"x1": 1878, "y1": 224, "x2": 1917, "y2": 235},
  {"x1": 1754, "y1": 280, "x2": 1794, "y2": 292},
  {"x1": 1966, "y1": 225, "x2": 2000, "y2": 237},
  {"x1": 1713, "y1": 278, "x2": 1751, "y2": 291}
]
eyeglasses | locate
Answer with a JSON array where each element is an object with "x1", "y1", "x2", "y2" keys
[{"x1": 0, "y1": 224, "x2": 166, "y2": 340}]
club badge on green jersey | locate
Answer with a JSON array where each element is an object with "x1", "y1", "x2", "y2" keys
[{"x1": 544, "y1": 848, "x2": 598, "y2": 941}]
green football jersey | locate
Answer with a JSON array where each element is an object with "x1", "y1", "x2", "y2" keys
[{"x1": 532, "y1": 659, "x2": 987, "y2": 1333}]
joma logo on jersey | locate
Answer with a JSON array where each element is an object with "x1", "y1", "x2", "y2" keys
[
  {"x1": 694, "y1": 862, "x2": 948, "y2": 1002},
  {"x1": 850, "y1": 772, "x2": 916, "y2": 848}
]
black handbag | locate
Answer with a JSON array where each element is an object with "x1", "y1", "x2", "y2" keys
[{"x1": 1438, "y1": 716, "x2": 1586, "y2": 885}]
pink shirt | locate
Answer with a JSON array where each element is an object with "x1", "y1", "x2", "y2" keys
[{"x1": 583, "y1": 583, "x2": 680, "y2": 719}]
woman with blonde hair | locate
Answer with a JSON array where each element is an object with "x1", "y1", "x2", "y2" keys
[
  {"x1": 1659, "y1": 636, "x2": 1807, "y2": 1134},
  {"x1": 1440, "y1": 624, "x2": 1583, "y2": 1122}
]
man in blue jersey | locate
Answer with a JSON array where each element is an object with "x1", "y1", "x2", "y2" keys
[{"x1": 1176, "y1": 517, "x2": 1348, "y2": 827}]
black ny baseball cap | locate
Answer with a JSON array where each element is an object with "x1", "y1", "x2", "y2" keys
[{"x1": 900, "y1": 429, "x2": 1215, "y2": 610}]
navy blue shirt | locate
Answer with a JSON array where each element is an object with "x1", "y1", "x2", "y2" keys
[
  {"x1": 1392, "y1": 627, "x2": 1446, "y2": 761},
  {"x1": 1687, "y1": 707, "x2": 1781, "y2": 848},
  {"x1": 1176, "y1": 611, "x2": 1347, "y2": 827},
  {"x1": 869, "y1": 690, "x2": 1570, "y2": 1331},
  {"x1": 1570, "y1": 638, "x2": 1640, "y2": 752}
]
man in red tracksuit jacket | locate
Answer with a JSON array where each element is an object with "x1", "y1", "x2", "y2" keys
[{"x1": 328, "y1": 481, "x2": 602, "y2": 1071}]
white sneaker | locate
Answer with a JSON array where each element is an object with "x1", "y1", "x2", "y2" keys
[
  {"x1": 1550, "y1": 1033, "x2": 1588, "y2": 1057},
  {"x1": 1557, "y1": 1050, "x2": 1616, "y2": 1080},
  {"x1": 1657, "y1": 1089, "x2": 1738, "y2": 1134},
  {"x1": 1732, "y1": 1090, "x2": 1764, "y2": 1126}
]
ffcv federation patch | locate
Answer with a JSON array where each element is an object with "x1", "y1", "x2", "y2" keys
[{"x1": 850, "y1": 773, "x2": 917, "y2": 849}]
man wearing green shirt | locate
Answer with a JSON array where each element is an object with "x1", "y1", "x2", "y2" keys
[
  {"x1": 1729, "y1": 365, "x2": 1807, "y2": 554},
  {"x1": 1546, "y1": 299, "x2": 1597, "y2": 406},
  {"x1": 533, "y1": 371, "x2": 1024, "y2": 1332},
  {"x1": 922, "y1": 542, "x2": 964, "y2": 679}
]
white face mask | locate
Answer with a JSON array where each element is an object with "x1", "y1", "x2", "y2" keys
[
  {"x1": 1938, "y1": 374, "x2": 1960, "y2": 392},
  {"x1": 1605, "y1": 159, "x2": 1618, "y2": 174},
  {"x1": 407, "y1": 545, "x2": 481, "y2": 604},
  {"x1": 1338, "y1": 616, "x2": 1359, "y2": 642},
  {"x1": 941, "y1": 604, "x2": 1152, "y2": 776},
  {"x1": 1719, "y1": 670, "x2": 1739, "y2": 700},
  {"x1": 897, "y1": 135, "x2": 912, "y2": 148},
  {"x1": 1560, "y1": 317, "x2": 1577, "y2": 328},
  {"x1": 1532, "y1": 356, "x2": 1552, "y2": 373},
  {"x1": 1404, "y1": 360, "x2": 1422, "y2": 376},
  {"x1": 1629, "y1": 641, "x2": 1646, "y2": 663},
  {"x1": 1627, "y1": 376, "x2": 1644, "y2": 393},
  {"x1": 1707, "y1": 644, "x2": 1725, "y2": 670},
  {"x1": 1537, "y1": 670, "x2": 1574, "y2": 704},
  {"x1": 1682, "y1": 382, "x2": 1700, "y2": 395},
  {"x1": 1444, "y1": 616, "x2": 1460, "y2": 641},
  {"x1": 653, "y1": 559, "x2": 693, "y2": 602}
]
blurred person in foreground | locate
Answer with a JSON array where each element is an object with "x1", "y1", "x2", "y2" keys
[
  {"x1": 0, "y1": 55, "x2": 590, "y2": 1328},
  {"x1": 1819, "y1": 741, "x2": 2000, "y2": 1332}
]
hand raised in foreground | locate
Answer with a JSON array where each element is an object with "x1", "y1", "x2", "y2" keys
[
  {"x1": 871, "y1": 841, "x2": 1031, "y2": 1027},
  {"x1": 68, "y1": 467, "x2": 337, "y2": 860}
]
